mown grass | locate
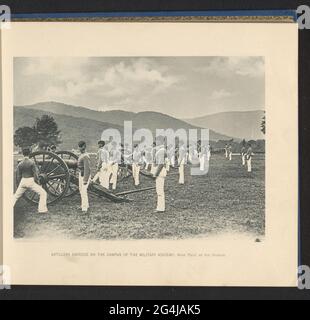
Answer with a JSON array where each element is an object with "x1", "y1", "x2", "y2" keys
[{"x1": 14, "y1": 154, "x2": 265, "y2": 240}]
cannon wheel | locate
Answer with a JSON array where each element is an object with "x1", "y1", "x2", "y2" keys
[
  {"x1": 56, "y1": 151, "x2": 79, "y2": 197},
  {"x1": 22, "y1": 151, "x2": 70, "y2": 205}
]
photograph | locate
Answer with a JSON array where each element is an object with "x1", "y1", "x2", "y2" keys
[{"x1": 13, "y1": 56, "x2": 266, "y2": 241}]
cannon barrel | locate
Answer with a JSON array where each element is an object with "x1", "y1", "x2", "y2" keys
[{"x1": 36, "y1": 158, "x2": 78, "y2": 169}]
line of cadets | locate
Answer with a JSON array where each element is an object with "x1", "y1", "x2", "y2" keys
[
  {"x1": 225, "y1": 143, "x2": 253, "y2": 172},
  {"x1": 76, "y1": 139, "x2": 212, "y2": 213},
  {"x1": 13, "y1": 141, "x2": 254, "y2": 214}
]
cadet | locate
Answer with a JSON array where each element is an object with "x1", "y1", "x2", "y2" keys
[
  {"x1": 13, "y1": 148, "x2": 48, "y2": 214},
  {"x1": 109, "y1": 142, "x2": 121, "y2": 190},
  {"x1": 207, "y1": 144, "x2": 211, "y2": 162},
  {"x1": 178, "y1": 141, "x2": 187, "y2": 185},
  {"x1": 199, "y1": 144, "x2": 208, "y2": 171},
  {"x1": 153, "y1": 138, "x2": 168, "y2": 213},
  {"x1": 246, "y1": 144, "x2": 253, "y2": 172},
  {"x1": 228, "y1": 144, "x2": 233, "y2": 161},
  {"x1": 241, "y1": 145, "x2": 246, "y2": 166},
  {"x1": 77, "y1": 141, "x2": 91, "y2": 213},
  {"x1": 132, "y1": 144, "x2": 143, "y2": 186},
  {"x1": 99, "y1": 141, "x2": 111, "y2": 189},
  {"x1": 225, "y1": 144, "x2": 228, "y2": 158}
]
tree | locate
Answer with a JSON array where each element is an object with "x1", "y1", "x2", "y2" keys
[
  {"x1": 33, "y1": 115, "x2": 62, "y2": 148},
  {"x1": 14, "y1": 126, "x2": 37, "y2": 149},
  {"x1": 261, "y1": 114, "x2": 266, "y2": 135}
]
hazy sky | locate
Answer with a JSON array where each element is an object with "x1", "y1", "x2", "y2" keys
[{"x1": 14, "y1": 57, "x2": 265, "y2": 119}]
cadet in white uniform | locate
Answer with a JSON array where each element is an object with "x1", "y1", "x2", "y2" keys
[
  {"x1": 207, "y1": 145, "x2": 211, "y2": 162},
  {"x1": 178, "y1": 142, "x2": 187, "y2": 185},
  {"x1": 77, "y1": 141, "x2": 91, "y2": 213},
  {"x1": 228, "y1": 145, "x2": 233, "y2": 161},
  {"x1": 199, "y1": 144, "x2": 208, "y2": 171},
  {"x1": 153, "y1": 141, "x2": 167, "y2": 213},
  {"x1": 246, "y1": 145, "x2": 253, "y2": 172},
  {"x1": 14, "y1": 148, "x2": 48, "y2": 214},
  {"x1": 241, "y1": 146, "x2": 246, "y2": 166},
  {"x1": 109, "y1": 142, "x2": 121, "y2": 190},
  {"x1": 132, "y1": 144, "x2": 143, "y2": 186},
  {"x1": 98, "y1": 142, "x2": 110, "y2": 189},
  {"x1": 225, "y1": 144, "x2": 228, "y2": 158}
]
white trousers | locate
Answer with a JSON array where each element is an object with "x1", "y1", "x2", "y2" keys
[
  {"x1": 166, "y1": 160, "x2": 171, "y2": 172},
  {"x1": 179, "y1": 160, "x2": 185, "y2": 184},
  {"x1": 100, "y1": 164, "x2": 112, "y2": 190},
  {"x1": 93, "y1": 171, "x2": 100, "y2": 183},
  {"x1": 110, "y1": 163, "x2": 119, "y2": 190},
  {"x1": 14, "y1": 178, "x2": 48, "y2": 213},
  {"x1": 207, "y1": 151, "x2": 211, "y2": 162},
  {"x1": 199, "y1": 156, "x2": 206, "y2": 171},
  {"x1": 132, "y1": 163, "x2": 141, "y2": 186},
  {"x1": 79, "y1": 174, "x2": 90, "y2": 211},
  {"x1": 229, "y1": 152, "x2": 232, "y2": 161},
  {"x1": 225, "y1": 150, "x2": 228, "y2": 158},
  {"x1": 156, "y1": 176, "x2": 165, "y2": 212},
  {"x1": 247, "y1": 158, "x2": 252, "y2": 172},
  {"x1": 151, "y1": 164, "x2": 156, "y2": 175},
  {"x1": 242, "y1": 155, "x2": 246, "y2": 166}
]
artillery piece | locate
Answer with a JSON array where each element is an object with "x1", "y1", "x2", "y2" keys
[{"x1": 21, "y1": 150, "x2": 155, "y2": 206}]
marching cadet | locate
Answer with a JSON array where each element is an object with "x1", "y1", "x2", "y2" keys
[
  {"x1": 225, "y1": 144, "x2": 228, "y2": 158},
  {"x1": 189, "y1": 144, "x2": 199, "y2": 165},
  {"x1": 199, "y1": 144, "x2": 208, "y2": 171},
  {"x1": 132, "y1": 144, "x2": 143, "y2": 186},
  {"x1": 13, "y1": 148, "x2": 48, "y2": 214},
  {"x1": 178, "y1": 141, "x2": 187, "y2": 185},
  {"x1": 77, "y1": 141, "x2": 91, "y2": 213},
  {"x1": 228, "y1": 144, "x2": 233, "y2": 161},
  {"x1": 153, "y1": 138, "x2": 168, "y2": 213},
  {"x1": 99, "y1": 141, "x2": 111, "y2": 189},
  {"x1": 246, "y1": 143, "x2": 253, "y2": 173},
  {"x1": 241, "y1": 145, "x2": 246, "y2": 166},
  {"x1": 109, "y1": 141, "x2": 121, "y2": 190},
  {"x1": 207, "y1": 144, "x2": 211, "y2": 162}
]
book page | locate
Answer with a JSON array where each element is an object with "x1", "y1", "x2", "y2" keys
[{"x1": 1, "y1": 22, "x2": 298, "y2": 286}]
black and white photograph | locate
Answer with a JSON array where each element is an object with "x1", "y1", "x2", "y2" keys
[{"x1": 13, "y1": 56, "x2": 266, "y2": 241}]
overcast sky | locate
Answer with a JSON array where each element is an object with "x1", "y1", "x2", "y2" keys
[{"x1": 14, "y1": 56, "x2": 265, "y2": 119}]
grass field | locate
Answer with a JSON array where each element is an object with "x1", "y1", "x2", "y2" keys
[{"x1": 14, "y1": 154, "x2": 265, "y2": 240}]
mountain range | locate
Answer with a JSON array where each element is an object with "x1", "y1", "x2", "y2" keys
[
  {"x1": 184, "y1": 110, "x2": 265, "y2": 140},
  {"x1": 14, "y1": 102, "x2": 234, "y2": 151},
  {"x1": 14, "y1": 102, "x2": 265, "y2": 152}
]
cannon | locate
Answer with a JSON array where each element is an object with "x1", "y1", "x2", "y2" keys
[{"x1": 21, "y1": 150, "x2": 155, "y2": 206}]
